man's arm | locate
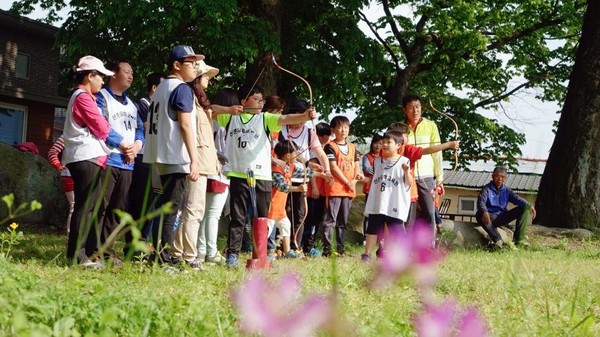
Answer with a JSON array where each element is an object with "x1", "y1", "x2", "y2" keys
[
  {"x1": 422, "y1": 141, "x2": 459, "y2": 155},
  {"x1": 508, "y1": 188, "x2": 537, "y2": 219},
  {"x1": 477, "y1": 186, "x2": 491, "y2": 224},
  {"x1": 178, "y1": 111, "x2": 199, "y2": 181}
]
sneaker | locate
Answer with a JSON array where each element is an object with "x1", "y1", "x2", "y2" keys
[
  {"x1": 494, "y1": 240, "x2": 504, "y2": 250},
  {"x1": 163, "y1": 265, "x2": 182, "y2": 274},
  {"x1": 185, "y1": 258, "x2": 204, "y2": 271},
  {"x1": 226, "y1": 254, "x2": 239, "y2": 268},
  {"x1": 79, "y1": 257, "x2": 104, "y2": 270},
  {"x1": 205, "y1": 253, "x2": 225, "y2": 265},
  {"x1": 309, "y1": 248, "x2": 322, "y2": 257},
  {"x1": 360, "y1": 253, "x2": 371, "y2": 262},
  {"x1": 284, "y1": 250, "x2": 302, "y2": 259},
  {"x1": 170, "y1": 255, "x2": 182, "y2": 265}
]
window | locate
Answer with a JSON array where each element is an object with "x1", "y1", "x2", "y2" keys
[
  {"x1": 16, "y1": 53, "x2": 30, "y2": 79},
  {"x1": 0, "y1": 104, "x2": 27, "y2": 145},
  {"x1": 458, "y1": 196, "x2": 477, "y2": 214}
]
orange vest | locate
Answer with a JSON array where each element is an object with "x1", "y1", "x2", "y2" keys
[
  {"x1": 326, "y1": 141, "x2": 356, "y2": 198},
  {"x1": 362, "y1": 152, "x2": 378, "y2": 194},
  {"x1": 268, "y1": 163, "x2": 294, "y2": 220}
]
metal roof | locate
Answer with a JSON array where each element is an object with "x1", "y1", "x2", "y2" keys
[{"x1": 442, "y1": 170, "x2": 541, "y2": 194}]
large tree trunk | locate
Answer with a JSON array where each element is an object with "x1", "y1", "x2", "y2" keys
[
  {"x1": 536, "y1": 0, "x2": 600, "y2": 229},
  {"x1": 243, "y1": 0, "x2": 282, "y2": 96}
]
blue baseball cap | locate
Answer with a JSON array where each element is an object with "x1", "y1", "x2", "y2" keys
[{"x1": 167, "y1": 45, "x2": 204, "y2": 67}]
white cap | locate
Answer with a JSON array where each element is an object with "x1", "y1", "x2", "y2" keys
[{"x1": 76, "y1": 55, "x2": 115, "y2": 76}]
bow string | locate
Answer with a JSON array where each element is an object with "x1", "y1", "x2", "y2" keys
[{"x1": 429, "y1": 99, "x2": 459, "y2": 171}]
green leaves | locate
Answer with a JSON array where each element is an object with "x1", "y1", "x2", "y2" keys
[{"x1": 10, "y1": 0, "x2": 584, "y2": 166}]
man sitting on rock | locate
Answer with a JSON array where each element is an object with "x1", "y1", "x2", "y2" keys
[{"x1": 476, "y1": 166, "x2": 536, "y2": 249}]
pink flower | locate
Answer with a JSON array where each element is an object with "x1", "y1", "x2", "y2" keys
[
  {"x1": 232, "y1": 273, "x2": 333, "y2": 337},
  {"x1": 414, "y1": 299, "x2": 489, "y2": 337},
  {"x1": 369, "y1": 220, "x2": 445, "y2": 290}
]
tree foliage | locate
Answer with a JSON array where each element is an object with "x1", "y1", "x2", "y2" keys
[{"x1": 11, "y1": 0, "x2": 585, "y2": 169}]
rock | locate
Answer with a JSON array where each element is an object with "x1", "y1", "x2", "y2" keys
[
  {"x1": 346, "y1": 197, "x2": 366, "y2": 244},
  {"x1": 566, "y1": 228, "x2": 594, "y2": 240},
  {"x1": 0, "y1": 142, "x2": 68, "y2": 228},
  {"x1": 527, "y1": 225, "x2": 555, "y2": 236},
  {"x1": 438, "y1": 219, "x2": 512, "y2": 248}
]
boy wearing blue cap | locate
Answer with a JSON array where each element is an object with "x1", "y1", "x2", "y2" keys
[{"x1": 143, "y1": 45, "x2": 204, "y2": 266}]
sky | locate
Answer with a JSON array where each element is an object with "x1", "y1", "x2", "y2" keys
[{"x1": 2, "y1": 1, "x2": 560, "y2": 172}]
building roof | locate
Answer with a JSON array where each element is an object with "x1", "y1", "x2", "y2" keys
[
  {"x1": 442, "y1": 169, "x2": 541, "y2": 194},
  {"x1": 0, "y1": 9, "x2": 58, "y2": 37}
]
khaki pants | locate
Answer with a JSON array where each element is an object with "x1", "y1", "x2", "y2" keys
[{"x1": 172, "y1": 175, "x2": 208, "y2": 262}]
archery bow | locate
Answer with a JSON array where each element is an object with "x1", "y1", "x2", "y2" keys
[
  {"x1": 429, "y1": 99, "x2": 459, "y2": 171},
  {"x1": 271, "y1": 54, "x2": 315, "y2": 130}
]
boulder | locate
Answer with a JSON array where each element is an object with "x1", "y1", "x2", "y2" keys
[
  {"x1": 0, "y1": 142, "x2": 68, "y2": 228},
  {"x1": 438, "y1": 219, "x2": 512, "y2": 248}
]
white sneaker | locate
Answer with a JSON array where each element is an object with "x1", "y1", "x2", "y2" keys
[
  {"x1": 79, "y1": 257, "x2": 104, "y2": 270},
  {"x1": 205, "y1": 253, "x2": 225, "y2": 265}
]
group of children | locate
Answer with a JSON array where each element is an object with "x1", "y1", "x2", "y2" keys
[{"x1": 56, "y1": 44, "x2": 458, "y2": 270}]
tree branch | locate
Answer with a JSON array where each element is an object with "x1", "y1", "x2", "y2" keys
[
  {"x1": 357, "y1": 10, "x2": 402, "y2": 73},
  {"x1": 382, "y1": 0, "x2": 410, "y2": 56},
  {"x1": 474, "y1": 56, "x2": 570, "y2": 108},
  {"x1": 486, "y1": 18, "x2": 564, "y2": 51}
]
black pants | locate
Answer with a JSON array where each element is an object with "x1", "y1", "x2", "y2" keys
[
  {"x1": 227, "y1": 177, "x2": 271, "y2": 255},
  {"x1": 286, "y1": 186, "x2": 307, "y2": 250},
  {"x1": 476, "y1": 206, "x2": 527, "y2": 244},
  {"x1": 125, "y1": 155, "x2": 159, "y2": 255},
  {"x1": 153, "y1": 173, "x2": 188, "y2": 263},
  {"x1": 66, "y1": 161, "x2": 104, "y2": 262},
  {"x1": 302, "y1": 196, "x2": 327, "y2": 253},
  {"x1": 99, "y1": 166, "x2": 132, "y2": 257}
]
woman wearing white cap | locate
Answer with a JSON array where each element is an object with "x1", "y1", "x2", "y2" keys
[
  {"x1": 62, "y1": 55, "x2": 127, "y2": 269},
  {"x1": 170, "y1": 60, "x2": 223, "y2": 269}
]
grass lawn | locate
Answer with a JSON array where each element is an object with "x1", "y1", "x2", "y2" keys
[{"x1": 1, "y1": 224, "x2": 600, "y2": 336}]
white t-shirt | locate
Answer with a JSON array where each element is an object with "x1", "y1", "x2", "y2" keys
[{"x1": 364, "y1": 156, "x2": 411, "y2": 221}]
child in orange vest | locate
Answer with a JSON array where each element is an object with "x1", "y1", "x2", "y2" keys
[
  {"x1": 302, "y1": 122, "x2": 333, "y2": 256},
  {"x1": 269, "y1": 140, "x2": 326, "y2": 258},
  {"x1": 322, "y1": 116, "x2": 364, "y2": 256}
]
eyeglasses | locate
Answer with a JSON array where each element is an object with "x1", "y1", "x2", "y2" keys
[
  {"x1": 249, "y1": 96, "x2": 266, "y2": 104},
  {"x1": 180, "y1": 60, "x2": 199, "y2": 68}
]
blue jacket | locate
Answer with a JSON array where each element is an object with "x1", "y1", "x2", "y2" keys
[{"x1": 477, "y1": 181, "x2": 529, "y2": 216}]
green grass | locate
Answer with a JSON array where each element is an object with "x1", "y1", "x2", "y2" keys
[{"x1": 1, "y1": 224, "x2": 600, "y2": 336}]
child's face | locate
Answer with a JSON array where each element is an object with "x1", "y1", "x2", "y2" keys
[
  {"x1": 381, "y1": 137, "x2": 401, "y2": 158},
  {"x1": 284, "y1": 151, "x2": 298, "y2": 163},
  {"x1": 318, "y1": 134, "x2": 332, "y2": 145},
  {"x1": 242, "y1": 93, "x2": 265, "y2": 111},
  {"x1": 371, "y1": 140, "x2": 383, "y2": 154},
  {"x1": 332, "y1": 123, "x2": 349, "y2": 141}
]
